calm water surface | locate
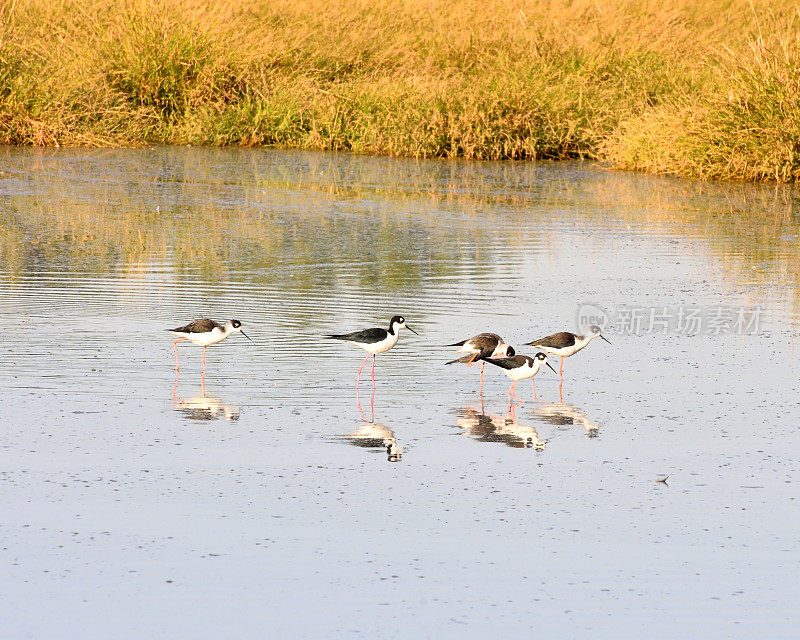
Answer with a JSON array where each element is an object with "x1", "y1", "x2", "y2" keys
[{"x1": 1, "y1": 147, "x2": 799, "y2": 639}]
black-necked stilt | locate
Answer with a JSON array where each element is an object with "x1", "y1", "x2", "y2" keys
[
  {"x1": 326, "y1": 315, "x2": 417, "y2": 392},
  {"x1": 485, "y1": 352, "x2": 557, "y2": 406},
  {"x1": 445, "y1": 332, "x2": 515, "y2": 392},
  {"x1": 169, "y1": 318, "x2": 251, "y2": 373},
  {"x1": 525, "y1": 325, "x2": 610, "y2": 382}
]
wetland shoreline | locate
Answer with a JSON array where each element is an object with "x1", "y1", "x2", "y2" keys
[{"x1": 2, "y1": 0, "x2": 800, "y2": 183}]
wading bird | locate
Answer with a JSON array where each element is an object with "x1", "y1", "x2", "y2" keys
[
  {"x1": 445, "y1": 332, "x2": 515, "y2": 392},
  {"x1": 485, "y1": 352, "x2": 557, "y2": 407},
  {"x1": 525, "y1": 325, "x2": 610, "y2": 382},
  {"x1": 169, "y1": 319, "x2": 251, "y2": 373},
  {"x1": 326, "y1": 315, "x2": 417, "y2": 393}
]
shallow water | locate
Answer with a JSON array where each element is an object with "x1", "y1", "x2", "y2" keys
[{"x1": 1, "y1": 147, "x2": 799, "y2": 639}]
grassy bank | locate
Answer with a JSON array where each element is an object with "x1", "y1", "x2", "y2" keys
[{"x1": 1, "y1": 0, "x2": 799, "y2": 182}]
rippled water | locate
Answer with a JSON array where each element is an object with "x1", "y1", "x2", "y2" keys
[{"x1": 1, "y1": 147, "x2": 799, "y2": 639}]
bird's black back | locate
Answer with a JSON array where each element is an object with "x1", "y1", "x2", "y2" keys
[
  {"x1": 470, "y1": 333, "x2": 504, "y2": 358},
  {"x1": 170, "y1": 318, "x2": 222, "y2": 333},
  {"x1": 484, "y1": 355, "x2": 532, "y2": 370},
  {"x1": 527, "y1": 331, "x2": 576, "y2": 349},
  {"x1": 445, "y1": 332, "x2": 503, "y2": 357},
  {"x1": 326, "y1": 327, "x2": 389, "y2": 344}
]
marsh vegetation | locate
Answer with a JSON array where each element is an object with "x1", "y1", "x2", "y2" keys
[{"x1": 1, "y1": 0, "x2": 800, "y2": 181}]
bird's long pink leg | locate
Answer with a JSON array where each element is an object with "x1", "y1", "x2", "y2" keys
[
  {"x1": 173, "y1": 338, "x2": 187, "y2": 371},
  {"x1": 356, "y1": 353, "x2": 370, "y2": 395},
  {"x1": 480, "y1": 361, "x2": 485, "y2": 393},
  {"x1": 369, "y1": 382, "x2": 376, "y2": 422},
  {"x1": 559, "y1": 356, "x2": 564, "y2": 378},
  {"x1": 532, "y1": 378, "x2": 538, "y2": 401},
  {"x1": 371, "y1": 354, "x2": 376, "y2": 388},
  {"x1": 201, "y1": 348, "x2": 208, "y2": 396},
  {"x1": 506, "y1": 382, "x2": 523, "y2": 410}
]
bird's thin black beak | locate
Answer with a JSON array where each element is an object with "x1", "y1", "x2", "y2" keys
[
  {"x1": 240, "y1": 330, "x2": 253, "y2": 342},
  {"x1": 546, "y1": 362, "x2": 558, "y2": 375},
  {"x1": 601, "y1": 335, "x2": 611, "y2": 345},
  {"x1": 406, "y1": 325, "x2": 419, "y2": 335}
]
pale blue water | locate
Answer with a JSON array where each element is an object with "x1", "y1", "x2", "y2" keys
[{"x1": 0, "y1": 147, "x2": 799, "y2": 639}]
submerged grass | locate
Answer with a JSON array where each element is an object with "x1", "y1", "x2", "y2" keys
[{"x1": 1, "y1": 0, "x2": 800, "y2": 181}]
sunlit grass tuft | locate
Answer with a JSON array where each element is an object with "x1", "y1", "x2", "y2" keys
[{"x1": 603, "y1": 14, "x2": 800, "y2": 182}]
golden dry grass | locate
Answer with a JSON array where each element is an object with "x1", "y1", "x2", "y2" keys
[{"x1": 1, "y1": 0, "x2": 799, "y2": 181}]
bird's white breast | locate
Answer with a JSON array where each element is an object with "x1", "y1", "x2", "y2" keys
[
  {"x1": 507, "y1": 360, "x2": 541, "y2": 381},
  {"x1": 350, "y1": 331, "x2": 398, "y2": 354},
  {"x1": 544, "y1": 336, "x2": 589, "y2": 357},
  {"x1": 178, "y1": 327, "x2": 227, "y2": 347}
]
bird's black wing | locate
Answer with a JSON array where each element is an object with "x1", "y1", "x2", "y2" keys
[
  {"x1": 170, "y1": 318, "x2": 221, "y2": 333},
  {"x1": 484, "y1": 355, "x2": 530, "y2": 370},
  {"x1": 527, "y1": 331, "x2": 575, "y2": 348},
  {"x1": 470, "y1": 333, "x2": 503, "y2": 358},
  {"x1": 445, "y1": 354, "x2": 476, "y2": 365},
  {"x1": 327, "y1": 327, "x2": 387, "y2": 344},
  {"x1": 444, "y1": 332, "x2": 502, "y2": 349}
]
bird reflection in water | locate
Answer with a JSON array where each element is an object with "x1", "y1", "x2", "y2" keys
[
  {"x1": 338, "y1": 377, "x2": 402, "y2": 461},
  {"x1": 172, "y1": 370, "x2": 240, "y2": 421},
  {"x1": 173, "y1": 394, "x2": 241, "y2": 421},
  {"x1": 342, "y1": 421, "x2": 403, "y2": 462},
  {"x1": 530, "y1": 402, "x2": 600, "y2": 437},
  {"x1": 457, "y1": 402, "x2": 545, "y2": 450}
]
